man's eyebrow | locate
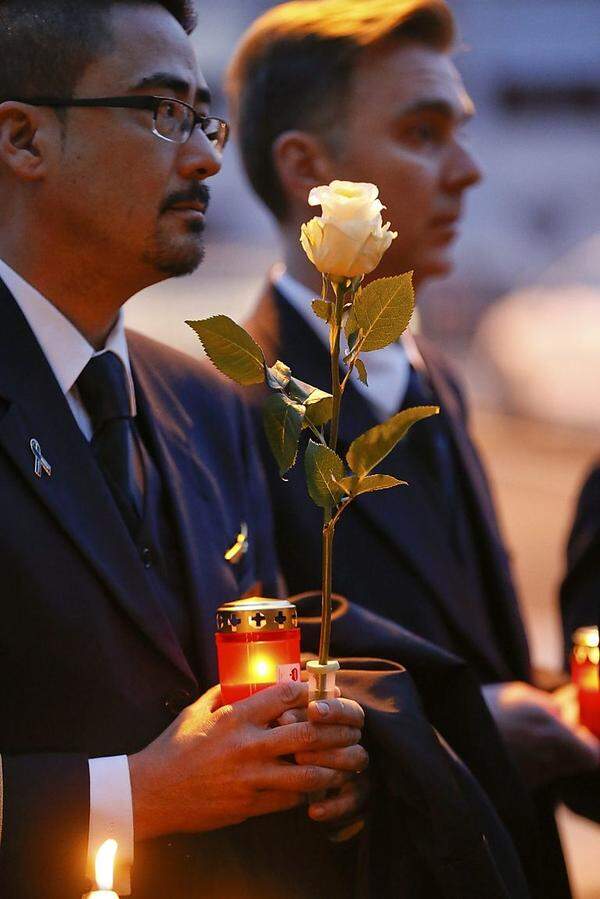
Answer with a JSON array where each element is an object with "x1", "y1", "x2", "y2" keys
[
  {"x1": 130, "y1": 72, "x2": 211, "y2": 106},
  {"x1": 399, "y1": 99, "x2": 473, "y2": 122}
]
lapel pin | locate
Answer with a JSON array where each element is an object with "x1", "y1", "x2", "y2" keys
[
  {"x1": 224, "y1": 521, "x2": 249, "y2": 564},
  {"x1": 30, "y1": 438, "x2": 52, "y2": 479}
]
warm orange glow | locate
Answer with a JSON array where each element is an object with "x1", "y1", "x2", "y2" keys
[
  {"x1": 95, "y1": 839, "x2": 118, "y2": 891},
  {"x1": 251, "y1": 656, "x2": 275, "y2": 682}
]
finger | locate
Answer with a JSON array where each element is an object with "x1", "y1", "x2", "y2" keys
[
  {"x1": 308, "y1": 698, "x2": 364, "y2": 729},
  {"x1": 236, "y1": 680, "x2": 307, "y2": 725},
  {"x1": 255, "y1": 761, "x2": 349, "y2": 795},
  {"x1": 193, "y1": 684, "x2": 224, "y2": 715},
  {"x1": 294, "y1": 744, "x2": 369, "y2": 772},
  {"x1": 260, "y1": 721, "x2": 362, "y2": 757},
  {"x1": 308, "y1": 780, "x2": 365, "y2": 823},
  {"x1": 277, "y1": 708, "x2": 307, "y2": 726},
  {"x1": 277, "y1": 695, "x2": 349, "y2": 726}
]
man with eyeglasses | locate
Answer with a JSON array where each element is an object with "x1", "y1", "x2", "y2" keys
[{"x1": 0, "y1": 2, "x2": 367, "y2": 897}]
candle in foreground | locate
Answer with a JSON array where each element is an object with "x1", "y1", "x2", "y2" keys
[
  {"x1": 216, "y1": 598, "x2": 301, "y2": 703},
  {"x1": 571, "y1": 625, "x2": 600, "y2": 738},
  {"x1": 83, "y1": 839, "x2": 119, "y2": 899}
]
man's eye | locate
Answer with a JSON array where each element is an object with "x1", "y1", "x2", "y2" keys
[
  {"x1": 406, "y1": 122, "x2": 443, "y2": 145},
  {"x1": 163, "y1": 101, "x2": 178, "y2": 118}
]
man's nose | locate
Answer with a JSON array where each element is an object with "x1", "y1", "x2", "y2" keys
[
  {"x1": 445, "y1": 143, "x2": 482, "y2": 194},
  {"x1": 177, "y1": 128, "x2": 222, "y2": 180}
]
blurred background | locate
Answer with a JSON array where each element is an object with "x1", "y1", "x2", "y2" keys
[{"x1": 124, "y1": 2, "x2": 600, "y2": 893}]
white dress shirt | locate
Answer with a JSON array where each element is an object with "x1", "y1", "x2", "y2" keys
[
  {"x1": 272, "y1": 265, "x2": 424, "y2": 419},
  {"x1": 0, "y1": 259, "x2": 134, "y2": 894}
]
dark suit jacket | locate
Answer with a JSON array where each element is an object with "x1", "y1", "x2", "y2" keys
[
  {"x1": 561, "y1": 462, "x2": 600, "y2": 652},
  {"x1": 0, "y1": 279, "x2": 534, "y2": 899},
  {"x1": 297, "y1": 593, "x2": 539, "y2": 899},
  {"x1": 0, "y1": 278, "x2": 282, "y2": 897}
]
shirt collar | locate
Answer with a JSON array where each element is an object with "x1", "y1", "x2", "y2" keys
[
  {"x1": 271, "y1": 264, "x2": 413, "y2": 421},
  {"x1": 0, "y1": 258, "x2": 136, "y2": 415}
]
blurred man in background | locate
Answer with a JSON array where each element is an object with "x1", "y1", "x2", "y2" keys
[{"x1": 227, "y1": 1, "x2": 600, "y2": 895}]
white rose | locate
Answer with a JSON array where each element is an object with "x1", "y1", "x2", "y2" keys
[{"x1": 300, "y1": 181, "x2": 397, "y2": 279}]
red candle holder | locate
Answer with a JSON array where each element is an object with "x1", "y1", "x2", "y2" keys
[
  {"x1": 216, "y1": 598, "x2": 301, "y2": 704},
  {"x1": 571, "y1": 625, "x2": 600, "y2": 738}
]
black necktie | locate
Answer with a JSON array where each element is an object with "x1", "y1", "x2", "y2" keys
[
  {"x1": 403, "y1": 365, "x2": 457, "y2": 513},
  {"x1": 77, "y1": 351, "x2": 141, "y2": 536}
]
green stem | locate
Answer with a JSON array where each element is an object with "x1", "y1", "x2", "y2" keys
[
  {"x1": 316, "y1": 280, "x2": 347, "y2": 668},
  {"x1": 328, "y1": 281, "x2": 345, "y2": 452},
  {"x1": 319, "y1": 507, "x2": 335, "y2": 666}
]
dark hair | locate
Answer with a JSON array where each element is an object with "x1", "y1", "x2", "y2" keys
[
  {"x1": 0, "y1": 1, "x2": 197, "y2": 101},
  {"x1": 227, "y1": 0, "x2": 455, "y2": 221}
]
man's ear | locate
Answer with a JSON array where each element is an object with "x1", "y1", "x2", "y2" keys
[
  {"x1": 0, "y1": 103, "x2": 48, "y2": 181},
  {"x1": 272, "y1": 130, "x2": 335, "y2": 208}
]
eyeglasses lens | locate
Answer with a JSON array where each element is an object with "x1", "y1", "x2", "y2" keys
[
  {"x1": 155, "y1": 99, "x2": 193, "y2": 143},
  {"x1": 154, "y1": 100, "x2": 227, "y2": 149}
]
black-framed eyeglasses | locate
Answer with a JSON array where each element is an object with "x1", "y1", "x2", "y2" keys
[{"x1": 7, "y1": 95, "x2": 230, "y2": 150}]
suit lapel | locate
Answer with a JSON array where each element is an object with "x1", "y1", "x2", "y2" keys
[
  {"x1": 420, "y1": 341, "x2": 531, "y2": 677},
  {"x1": 0, "y1": 281, "x2": 192, "y2": 678},
  {"x1": 257, "y1": 286, "x2": 517, "y2": 677},
  {"x1": 129, "y1": 336, "x2": 244, "y2": 687}
]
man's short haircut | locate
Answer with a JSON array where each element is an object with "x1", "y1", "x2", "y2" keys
[
  {"x1": 227, "y1": 0, "x2": 455, "y2": 221},
  {"x1": 0, "y1": 1, "x2": 197, "y2": 102}
]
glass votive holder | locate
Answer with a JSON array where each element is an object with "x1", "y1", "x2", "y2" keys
[
  {"x1": 216, "y1": 598, "x2": 301, "y2": 704},
  {"x1": 571, "y1": 625, "x2": 600, "y2": 738}
]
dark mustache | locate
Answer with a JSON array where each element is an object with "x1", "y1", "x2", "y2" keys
[{"x1": 161, "y1": 184, "x2": 210, "y2": 214}]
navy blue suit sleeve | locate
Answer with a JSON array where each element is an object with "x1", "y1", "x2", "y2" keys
[
  {"x1": 237, "y1": 396, "x2": 283, "y2": 598},
  {"x1": 0, "y1": 753, "x2": 90, "y2": 898}
]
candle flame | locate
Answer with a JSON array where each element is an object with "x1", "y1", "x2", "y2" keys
[
  {"x1": 251, "y1": 656, "x2": 274, "y2": 682},
  {"x1": 95, "y1": 839, "x2": 118, "y2": 890}
]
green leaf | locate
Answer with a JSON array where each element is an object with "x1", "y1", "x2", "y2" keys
[
  {"x1": 265, "y1": 360, "x2": 291, "y2": 391},
  {"x1": 343, "y1": 302, "x2": 359, "y2": 340},
  {"x1": 312, "y1": 299, "x2": 332, "y2": 322},
  {"x1": 347, "y1": 405, "x2": 439, "y2": 477},
  {"x1": 337, "y1": 473, "x2": 406, "y2": 497},
  {"x1": 186, "y1": 316, "x2": 265, "y2": 385},
  {"x1": 353, "y1": 273, "x2": 415, "y2": 352},
  {"x1": 263, "y1": 393, "x2": 305, "y2": 475},
  {"x1": 354, "y1": 358, "x2": 368, "y2": 386},
  {"x1": 287, "y1": 376, "x2": 315, "y2": 404},
  {"x1": 304, "y1": 389, "x2": 333, "y2": 428},
  {"x1": 286, "y1": 378, "x2": 333, "y2": 428},
  {"x1": 304, "y1": 440, "x2": 345, "y2": 508}
]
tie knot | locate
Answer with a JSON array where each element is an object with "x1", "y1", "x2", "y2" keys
[
  {"x1": 77, "y1": 350, "x2": 132, "y2": 433},
  {"x1": 403, "y1": 365, "x2": 435, "y2": 410}
]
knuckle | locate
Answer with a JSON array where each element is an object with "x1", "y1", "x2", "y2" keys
[
  {"x1": 330, "y1": 769, "x2": 347, "y2": 788},
  {"x1": 339, "y1": 726, "x2": 361, "y2": 745},
  {"x1": 279, "y1": 679, "x2": 302, "y2": 704},
  {"x1": 299, "y1": 722, "x2": 318, "y2": 745},
  {"x1": 303, "y1": 765, "x2": 322, "y2": 788}
]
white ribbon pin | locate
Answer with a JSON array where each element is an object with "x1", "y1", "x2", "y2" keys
[{"x1": 30, "y1": 438, "x2": 52, "y2": 479}]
